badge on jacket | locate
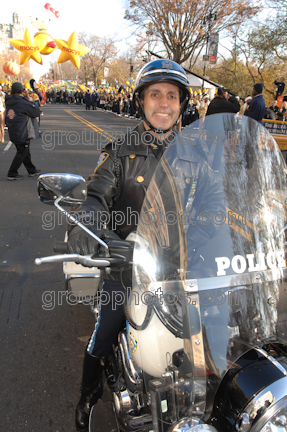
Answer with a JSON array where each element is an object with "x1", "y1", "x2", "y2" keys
[
  {"x1": 7, "y1": 109, "x2": 16, "y2": 119},
  {"x1": 94, "y1": 152, "x2": 109, "y2": 173}
]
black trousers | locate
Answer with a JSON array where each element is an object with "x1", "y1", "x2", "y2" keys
[
  {"x1": 8, "y1": 140, "x2": 36, "y2": 176},
  {"x1": 87, "y1": 280, "x2": 126, "y2": 357}
]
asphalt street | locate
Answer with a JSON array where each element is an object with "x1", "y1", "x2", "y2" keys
[{"x1": 0, "y1": 105, "x2": 140, "y2": 432}]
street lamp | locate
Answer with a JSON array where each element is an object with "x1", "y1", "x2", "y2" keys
[{"x1": 202, "y1": 12, "x2": 218, "y2": 82}]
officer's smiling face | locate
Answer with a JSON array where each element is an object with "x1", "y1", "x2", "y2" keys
[{"x1": 141, "y1": 82, "x2": 181, "y2": 134}]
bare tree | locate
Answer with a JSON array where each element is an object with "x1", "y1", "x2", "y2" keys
[
  {"x1": 124, "y1": 0, "x2": 259, "y2": 64},
  {"x1": 46, "y1": 60, "x2": 79, "y2": 80},
  {"x1": 233, "y1": 21, "x2": 287, "y2": 98},
  {"x1": 78, "y1": 33, "x2": 118, "y2": 85}
]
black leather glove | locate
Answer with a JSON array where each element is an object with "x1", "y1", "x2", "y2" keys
[{"x1": 67, "y1": 225, "x2": 120, "y2": 255}]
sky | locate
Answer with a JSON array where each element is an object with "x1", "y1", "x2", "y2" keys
[{"x1": 2, "y1": 0, "x2": 133, "y2": 80}]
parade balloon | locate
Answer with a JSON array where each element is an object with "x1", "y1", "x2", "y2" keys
[
  {"x1": 55, "y1": 32, "x2": 90, "y2": 69},
  {"x1": 9, "y1": 28, "x2": 46, "y2": 65},
  {"x1": 34, "y1": 31, "x2": 57, "y2": 55},
  {"x1": 44, "y1": 3, "x2": 60, "y2": 18},
  {"x1": 79, "y1": 84, "x2": 88, "y2": 92},
  {"x1": 31, "y1": 10, "x2": 57, "y2": 55},
  {"x1": 3, "y1": 60, "x2": 20, "y2": 76}
]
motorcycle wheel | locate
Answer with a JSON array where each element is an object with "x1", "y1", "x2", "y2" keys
[{"x1": 89, "y1": 401, "x2": 120, "y2": 432}]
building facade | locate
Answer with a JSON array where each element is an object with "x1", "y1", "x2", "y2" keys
[{"x1": 0, "y1": 12, "x2": 24, "y2": 53}]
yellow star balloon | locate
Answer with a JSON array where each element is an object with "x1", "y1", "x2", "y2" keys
[
  {"x1": 9, "y1": 28, "x2": 46, "y2": 65},
  {"x1": 54, "y1": 32, "x2": 90, "y2": 69}
]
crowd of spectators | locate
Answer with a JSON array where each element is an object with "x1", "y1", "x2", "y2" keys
[
  {"x1": 1, "y1": 76, "x2": 286, "y2": 132},
  {"x1": 265, "y1": 100, "x2": 287, "y2": 121},
  {"x1": 43, "y1": 87, "x2": 242, "y2": 126},
  {"x1": 43, "y1": 84, "x2": 286, "y2": 125},
  {"x1": 45, "y1": 88, "x2": 140, "y2": 117}
]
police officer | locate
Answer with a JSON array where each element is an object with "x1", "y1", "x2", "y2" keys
[{"x1": 67, "y1": 60, "x2": 223, "y2": 431}]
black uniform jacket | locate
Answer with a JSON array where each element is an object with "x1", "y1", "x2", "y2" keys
[
  {"x1": 75, "y1": 122, "x2": 225, "y2": 281},
  {"x1": 5, "y1": 95, "x2": 41, "y2": 145}
]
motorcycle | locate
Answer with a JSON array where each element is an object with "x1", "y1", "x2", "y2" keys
[{"x1": 36, "y1": 113, "x2": 287, "y2": 432}]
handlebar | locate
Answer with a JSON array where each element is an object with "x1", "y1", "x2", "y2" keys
[
  {"x1": 54, "y1": 241, "x2": 69, "y2": 254},
  {"x1": 35, "y1": 239, "x2": 134, "y2": 269}
]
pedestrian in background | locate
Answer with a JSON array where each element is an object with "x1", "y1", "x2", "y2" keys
[
  {"x1": 206, "y1": 87, "x2": 240, "y2": 115},
  {"x1": 0, "y1": 85, "x2": 5, "y2": 143},
  {"x1": 239, "y1": 96, "x2": 252, "y2": 115},
  {"x1": 275, "y1": 101, "x2": 287, "y2": 121},
  {"x1": 198, "y1": 94, "x2": 210, "y2": 118},
  {"x1": 5, "y1": 82, "x2": 41, "y2": 181},
  {"x1": 85, "y1": 90, "x2": 91, "y2": 110},
  {"x1": 91, "y1": 91, "x2": 97, "y2": 110},
  {"x1": 274, "y1": 77, "x2": 285, "y2": 99},
  {"x1": 244, "y1": 83, "x2": 265, "y2": 124}
]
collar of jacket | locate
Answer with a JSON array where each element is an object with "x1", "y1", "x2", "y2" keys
[{"x1": 117, "y1": 122, "x2": 177, "y2": 157}]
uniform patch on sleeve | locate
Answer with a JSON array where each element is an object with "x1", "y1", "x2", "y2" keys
[
  {"x1": 94, "y1": 152, "x2": 109, "y2": 173},
  {"x1": 7, "y1": 109, "x2": 16, "y2": 120}
]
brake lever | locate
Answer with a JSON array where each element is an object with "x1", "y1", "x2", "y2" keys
[{"x1": 35, "y1": 254, "x2": 111, "y2": 267}]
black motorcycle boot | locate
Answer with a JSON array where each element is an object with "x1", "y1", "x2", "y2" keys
[{"x1": 75, "y1": 351, "x2": 104, "y2": 432}]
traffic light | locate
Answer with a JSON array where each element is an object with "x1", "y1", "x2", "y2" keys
[{"x1": 130, "y1": 65, "x2": 133, "y2": 74}]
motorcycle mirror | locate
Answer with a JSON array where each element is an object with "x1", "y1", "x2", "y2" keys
[{"x1": 37, "y1": 173, "x2": 87, "y2": 205}]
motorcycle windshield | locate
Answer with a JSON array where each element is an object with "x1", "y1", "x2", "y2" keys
[{"x1": 127, "y1": 113, "x2": 287, "y2": 423}]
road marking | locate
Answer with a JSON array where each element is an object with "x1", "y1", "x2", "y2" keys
[
  {"x1": 64, "y1": 110, "x2": 112, "y2": 142},
  {"x1": 3, "y1": 141, "x2": 13, "y2": 152}
]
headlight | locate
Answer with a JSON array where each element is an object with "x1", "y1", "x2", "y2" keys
[
  {"x1": 170, "y1": 418, "x2": 218, "y2": 432},
  {"x1": 236, "y1": 375, "x2": 287, "y2": 432},
  {"x1": 260, "y1": 403, "x2": 287, "y2": 431}
]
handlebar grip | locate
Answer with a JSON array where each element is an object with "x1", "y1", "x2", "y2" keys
[{"x1": 54, "y1": 241, "x2": 69, "y2": 254}]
